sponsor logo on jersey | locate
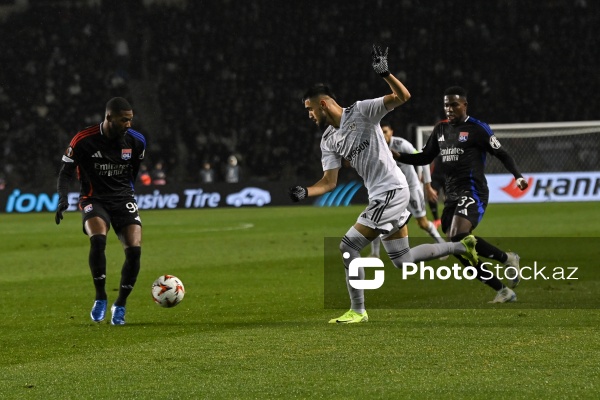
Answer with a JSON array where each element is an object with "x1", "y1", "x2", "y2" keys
[
  {"x1": 440, "y1": 146, "x2": 464, "y2": 162},
  {"x1": 345, "y1": 140, "x2": 370, "y2": 162},
  {"x1": 489, "y1": 135, "x2": 502, "y2": 149},
  {"x1": 91, "y1": 151, "x2": 102, "y2": 158},
  {"x1": 438, "y1": 134, "x2": 445, "y2": 142},
  {"x1": 459, "y1": 131, "x2": 469, "y2": 142},
  {"x1": 66, "y1": 147, "x2": 73, "y2": 157},
  {"x1": 84, "y1": 204, "x2": 93, "y2": 213},
  {"x1": 458, "y1": 208, "x2": 468, "y2": 216},
  {"x1": 121, "y1": 149, "x2": 132, "y2": 160},
  {"x1": 94, "y1": 163, "x2": 129, "y2": 176}
]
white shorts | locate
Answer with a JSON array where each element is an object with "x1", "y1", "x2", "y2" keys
[
  {"x1": 407, "y1": 185, "x2": 427, "y2": 218},
  {"x1": 357, "y1": 188, "x2": 410, "y2": 235}
]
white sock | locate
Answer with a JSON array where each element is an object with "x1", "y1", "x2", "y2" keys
[
  {"x1": 424, "y1": 221, "x2": 445, "y2": 243},
  {"x1": 370, "y1": 236, "x2": 381, "y2": 257},
  {"x1": 340, "y1": 227, "x2": 371, "y2": 313},
  {"x1": 382, "y1": 236, "x2": 412, "y2": 267},
  {"x1": 383, "y1": 237, "x2": 463, "y2": 268}
]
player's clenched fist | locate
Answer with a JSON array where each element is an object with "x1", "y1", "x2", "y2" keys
[
  {"x1": 288, "y1": 186, "x2": 307, "y2": 202},
  {"x1": 516, "y1": 177, "x2": 528, "y2": 190}
]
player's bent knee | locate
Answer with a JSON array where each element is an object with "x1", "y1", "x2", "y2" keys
[
  {"x1": 339, "y1": 240, "x2": 359, "y2": 256},
  {"x1": 339, "y1": 241, "x2": 360, "y2": 268},
  {"x1": 125, "y1": 246, "x2": 141, "y2": 260},
  {"x1": 90, "y1": 234, "x2": 107, "y2": 251}
]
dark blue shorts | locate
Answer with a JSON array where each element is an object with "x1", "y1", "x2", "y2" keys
[
  {"x1": 441, "y1": 192, "x2": 487, "y2": 234},
  {"x1": 79, "y1": 197, "x2": 142, "y2": 235}
]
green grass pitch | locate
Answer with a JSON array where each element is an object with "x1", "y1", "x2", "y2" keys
[{"x1": 1, "y1": 202, "x2": 599, "y2": 399}]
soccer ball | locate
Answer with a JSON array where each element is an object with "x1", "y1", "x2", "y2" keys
[{"x1": 151, "y1": 275, "x2": 185, "y2": 308}]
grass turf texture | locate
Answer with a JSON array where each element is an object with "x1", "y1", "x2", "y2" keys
[{"x1": 1, "y1": 203, "x2": 598, "y2": 399}]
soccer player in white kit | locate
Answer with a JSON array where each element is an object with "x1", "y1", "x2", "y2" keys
[
  {"x1": 370, "y1": 121, "x2": 445, "y2": 258},
  {"x1": 289, "y1": 46, "x2": 479, "y2": 323}
]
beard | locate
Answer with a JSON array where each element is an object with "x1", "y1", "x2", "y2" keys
[
  {"x1": 317, "y1": 110, "x2": 329, "y2": 131},
  {"x1": 110, "y1": 128, "x2": 128, "y2": 146}
]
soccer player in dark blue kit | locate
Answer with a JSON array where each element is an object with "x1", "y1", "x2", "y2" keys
[
  {"x1": 55, "y1": 97, "x2": 147, "y2": 325},
  {"x1": 395, "y1": 87, "x2": 528, "y2": 303}
]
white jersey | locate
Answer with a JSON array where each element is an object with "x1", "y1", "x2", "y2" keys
[
  {"x1": 320, "y1": 97, "x2": 408, "y2": 198},
  {"x1": 388, "y1": 137, "x2": 431, "y2": 190}
]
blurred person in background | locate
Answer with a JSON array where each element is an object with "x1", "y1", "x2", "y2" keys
[
  {"x1": 427, "y1": 155, "x2": 445, "y2": 228},
  {"x1": 200, "y1": 161, "x2": 216, "y2": 183},
  {"x1": 151, "y1": 161, "x2": 167, "y2": 185},
  {"x1": 137, "y1": 164, "x2": 151, "y2": 186},
  {"x1": 224, "y1": 155, "x2": 240, "y2": 183}
]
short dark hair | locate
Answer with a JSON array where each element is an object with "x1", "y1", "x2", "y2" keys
[
  {"x1": 444, "y1": 86, "x2": 467, "y2": 99},
  {"x1": 380, "y1": 120, "x2": 392, "y2": 129},
  {"x1": 106, "y1": 97, "x2": 132, "y2": 113},
  {"x1": 302, "y1": 84, "x2": 337, "y2": 102}
]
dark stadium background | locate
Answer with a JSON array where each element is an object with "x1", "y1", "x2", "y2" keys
[{"x1": 0, "y1": 0, "x2": 597, "y2": 190}]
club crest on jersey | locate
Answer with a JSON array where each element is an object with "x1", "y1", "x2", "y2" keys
[
  {"x1": 121, "y1": 149, "x2": 132, "y2": 160},
  {"x1": 458, "y1": 131, "x2": 469, "y2": 142}
]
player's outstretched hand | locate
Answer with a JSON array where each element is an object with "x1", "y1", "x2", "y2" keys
[
  {"x1": 372, "y1": 44, "x2": 390, "y2": 77},
  {"x1": 288, "y1": 186, "x2": 307, "y2": 202},
  {"x1": 55, "y1": 198, "x2": 69, "y2": 225},
  {"x1": 516, "y1": 177, "x2": 529, "y2": 191}
]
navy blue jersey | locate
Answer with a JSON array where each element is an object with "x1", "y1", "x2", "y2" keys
[
  {"x1": 61, "y1": 123, "x2": 146, "y2": 202},
  {"x1": 400, "y1": 116, "x2": 522, "y2": 204}
]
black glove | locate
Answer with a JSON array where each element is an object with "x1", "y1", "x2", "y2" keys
[
  {"x1": 288, "y1": 186, "x2": 307, "y2": 202},
  {"x1": 55, "y1": 198, "x2": 69, "y2": 225},
  {"x1": 372, "y1": 44, "x2": 390, "y2": 77}
]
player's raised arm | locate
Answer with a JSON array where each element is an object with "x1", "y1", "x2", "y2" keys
[{"x1": 371, "y1": 44, "x2": 411, "y2": 110}]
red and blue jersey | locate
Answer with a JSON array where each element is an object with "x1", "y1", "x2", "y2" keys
[{"x1": 61, "y1": 123, "x2": 146, "y2": 202}]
